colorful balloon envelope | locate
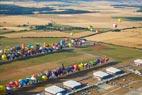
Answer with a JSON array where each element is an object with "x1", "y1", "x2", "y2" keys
[
  {"x1": 0, "y1": 85, "x2": 6, "y2": 94},
  {"x1": 113, "y1": 24, "x2": 117, "y2": 28},
  {"x1": 42, "y1": 75, "x2": 48, "y2": 81},
  {"x1": 1, "y1": 54, "x2": 7, "y2": 61},
  {"x1": 21, "y1": 43, "x2": 26, "y2": 49},
  {"x1": 14, "y1": 81, "x2": 19, "y2": 88},
  {"x1": 68, "y1": 43, "x2": 72, "y2": 48},
  {"x1": 78, "y1": 63, "x2": 84, "y2": 70},
  {"x1": 73, "y1": 64, "x2": 79, "y2": 71}
]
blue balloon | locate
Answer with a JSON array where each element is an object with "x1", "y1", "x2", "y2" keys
[{"x1": 96, "y1": 58, "x2": 100, "y2": 64}]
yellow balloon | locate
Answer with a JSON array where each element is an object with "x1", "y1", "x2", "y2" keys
[
  {"x1": 78, "y1": 63, "x2": 84, "y2": 70},
  {"x1": 68, "y1": 43, "x2": 72, "y2": 48},
  {"x1": 42, "y1": 75, "x2": 48, "y2": 81},
  {"x1": 0, "y1": 85, "x2": 6, "y2": 94},
  {"x1": 118, "y1": 18, "x2": 122, "y2": 22},
  {"x1": 71, "y1": 39, "x2": 74, "y2": 43},
  {"x1": 4, "y1": 49, "x2": 8, "y2": 53},
  {"x1": 43, "y1": 42, "x2": 47, "y2": 47},
  {"x1": 1, "y1": 54, "x2": 7, "y2": 61}
]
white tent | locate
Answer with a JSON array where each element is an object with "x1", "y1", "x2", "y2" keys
[
  {"x1": 63, "y1": 80, "x2": 82, "y2": 89},
  {"x1": 93, "y1": 71, "x2": 111, "y2": 81},
  {"x1": 134, "y1": 59, "x2": 142, "y2": 66},
  {"x1": 106, "y1": 67, "x2": 124, "y2": 75},
  {"x1": 45, "y1": 85, "x2": 66, "y2": 95}
]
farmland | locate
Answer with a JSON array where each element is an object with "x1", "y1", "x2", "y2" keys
[
  {"x1": 0, "y1": 0, "x2": 142, "y2": 95},
  {"x1": 86, "y1": 28, "x2": 142, "y2": 49}
]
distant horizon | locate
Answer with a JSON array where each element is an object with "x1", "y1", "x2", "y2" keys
[
  {"x1": 0, "y1": 0, "x2": 142, "y2": 5},
  {"x1": 0, "y1": 0, "x2": 142, "y2": 15}
]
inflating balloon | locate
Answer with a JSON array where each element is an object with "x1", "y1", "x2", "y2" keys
[
  {"x1": 42, "y1": 75, "x2": 48, "y2": 81},
  {"x1": 0, "y1": 50, "x2": 3, "y2": 54},
  {"x1": 14, "y1": 81, "x2": 19, "y2": 88},
  {"x1": 78, "y1": 63, "x2": 84, "y2": 70},
  {"x1": 1, "y1": 54, "x2": 7, "y2": 61},
  {"x1": 21, "y1": 43, "x2": 26, "y2": 49},
  {"x1": 68, "y1": 43, "x2": 72, "y2": 48},
  {"x1": 73, "y1": 64, "x2": 79, "y2": 71},
  {"x1": 28, "y1": 44, "x2": 33, "y2": 49},
  {"x1": 71, "y1": 39, "x2": 74, "y2": 44},
  {"x1": 89, "y1": 61, "x2": 96, "y2": 66},
  {"x1": 43, "y1": 42, "x2": 47, "y2": 47},
  {"x1": 4, "y1": 48, "x2": 8, "y2": 53},
  {"x1": 0, "y1": 85, "x2": 6, "y2": 94}
]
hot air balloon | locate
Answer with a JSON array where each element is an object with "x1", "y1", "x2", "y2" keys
[
  {"x1": 42, "y1": 75, "x2": 48, "y2": 81},
  {"x1": 113, "y1": 23, "x2": 117, "y2": 28},
  {"x1": 68, "y1": 43, "x2": 72, "y2": 48},
  {"x1": 88, "y1": 25, "x2": 94, "y2": 32},
  {"x1": 73, "y1": 64, "x2": 79, "y2": 71},
  {"x1": 0, "y1": 85, "x2": 6, "y2": 94},
  {"x1": 78, "y1": 63, "x2": 84, "y2": 70},
  {"x1": 1, "y1": 54, "x2": 7, "y2": 61},
  {"x1": 0, "y1": 49, "x2": 3, "y2": 54},
  {"x1": 118, "y1": 18, "x2": 122, "y2": 22}
]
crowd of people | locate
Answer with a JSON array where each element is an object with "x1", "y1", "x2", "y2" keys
[
  {"x1": 4, "y1": 56, "x2": 109, "y2": 94},
  {"x1": 0, "y1": 38, "x2": 88, "y2": 63}
]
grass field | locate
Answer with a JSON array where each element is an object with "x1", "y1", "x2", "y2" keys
[
  {"x1": 0, "y1": 37, "x2": 62, "y2": 48},
  {"x1": 76, "y1": 43, "x2": 142, "y2": 62},
  {"x1": 0, "y1": 38, "x2": 142, "y2": 85}
]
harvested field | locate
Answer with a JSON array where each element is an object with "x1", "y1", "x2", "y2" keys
[
  {"x1": 0, "y1": 2, "x2": 142, "y2": 29},
  {"x1": 0, "y1": 1, "x2": 142, "y2": 94},
  {"x1": 0, "y1": 26, "x2": 30, "y2": 32},
  {"x1": 86, "y1": 28, "x2": 142, "y2": 49},
  {"x1": 0, "y1": 15, "x2": 50, "y2": 26},
  {"x1": 1, "y1": 31, "x2": 93, "y2": 38}
]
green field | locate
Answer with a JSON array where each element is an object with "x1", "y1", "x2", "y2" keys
[
  {"x1": 0, "y1": 37, "x2": 62, "y2": 48},
  {"x1": 77, "y1": 44, "x2": 142, "y2": 62},
  {"x1": 0, "y1": 38, "x2": 142, "y2": 85}
]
